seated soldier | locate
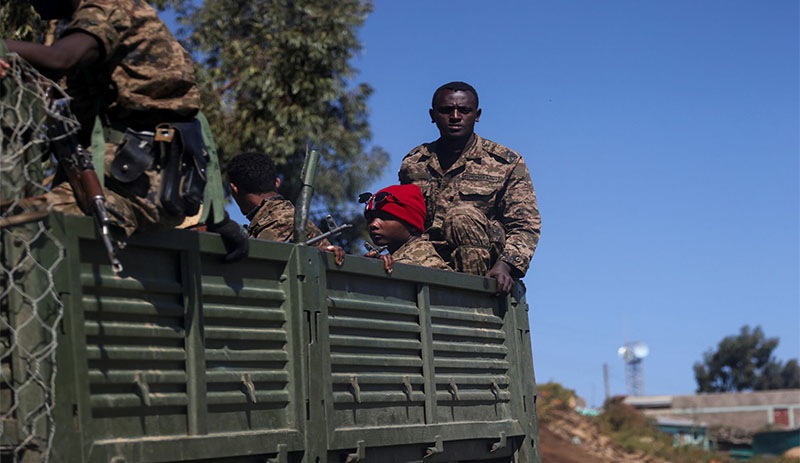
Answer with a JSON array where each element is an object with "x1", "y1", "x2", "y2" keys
[
  {"x1": 361, "y1": 184, "x2": 450, "y2": 273},
  {"x1": 227, "y1": 151, "x2": 344, "y2": 265}
]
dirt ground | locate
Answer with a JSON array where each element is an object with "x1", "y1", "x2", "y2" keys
[
  {"x1": 538, "y1": 407, "x2": 670, "y2": 463},
  {"x1": 540, "y1": 425, "x2": 600, "y2": 463}
]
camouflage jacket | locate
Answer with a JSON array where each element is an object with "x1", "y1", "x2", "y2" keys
[
  {"x1": 398, "y1": 134, "x2": 541, "y2": 277},
  {"x1": 392, "y1": 236, "x2": 451, "y2": 271},
  {"x1": 246, "y1": 195, "x2": 331, "y2": 248},
  {"x1": 64, "y1": 0, "x2": 199, "y2": 137}
]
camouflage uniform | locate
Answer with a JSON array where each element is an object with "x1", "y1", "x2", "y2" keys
[
  {"x1": 246, "y1": 195, "x2": 333, "y2": 248},
  {"x1": 46, "y1": 0, "x2": 200, "y2": 236},
  {"x1": 398, "y1": 134, "x2": 540, "y2": 277},
  {"x1": 392, "y1": 236, "x2": 451, "y2": 270},
  {"x1": 65, "y1": 0, "x2": 199, "y2": 135}
]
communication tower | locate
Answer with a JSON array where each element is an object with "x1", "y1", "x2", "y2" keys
[{"x1": 617, "y1": 341, "x2": 649, "y2": 396}]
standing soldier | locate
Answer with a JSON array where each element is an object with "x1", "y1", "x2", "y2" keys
[
  {"x1": 1, "y1": 0, "x2": 247, "y2": 262},
  {"x1": 398, "y1": 81, "x2": 541, "y2": 294}
]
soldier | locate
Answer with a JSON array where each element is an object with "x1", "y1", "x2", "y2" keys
[
  {"x1": 398, "y1": 81, "x2": 541, "y2": 294},
  {"x1": 361, "y1": 184, "x2": 450, "y2": 273},
  {"x1": 227, "y1": 151, "x2": 345, "y2": 265},
  {"x1": 2, "y1": 0, "x2": 248, "y2": 262}
]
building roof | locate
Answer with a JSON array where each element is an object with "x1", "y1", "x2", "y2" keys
[
  {"x1": 656, "y1": 416, "x2": 708, "y2": 428},
  {"x1": 625, "y1": 389, "x2": 800, "y2": 410},
  {"x1": 624, "y1": 395, "x2": 673, "y2": 408},
  {"x1": 624, "y1": 389, "x2": 800, "y2": 435},
  {"x1": 670, "y1": 389, "x2": 800, "y2": 409}
]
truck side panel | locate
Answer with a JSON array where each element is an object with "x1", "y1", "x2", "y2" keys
[{"x1": 1, "y1": 214, "x2": 540, "y2": 463}]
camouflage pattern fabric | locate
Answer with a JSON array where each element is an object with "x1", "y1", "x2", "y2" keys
[
  {"x1": 44, "y1": 141, "x2": 185, "y2": 237},
  {"x1": 398, "y1": 134, "x2": 541, "y2": 277},
  {"x1": 392, "y1": 236, "x2": 451, "y2": 271},
  {"x1": 440, "y1": 203, "x2": 505, "y2": 276},
  {"x1": 64, "y1": 0, "x2": 199, "y2": 138},
  {"x1": 247, "y1": 196, "x2": 332, "y2": 248},
  {"x1": 38, "y1": 0, "x2": 204, "y2": 235}
]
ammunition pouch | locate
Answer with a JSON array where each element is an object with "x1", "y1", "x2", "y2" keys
[
  {"x1": 109, "y1": 129, "x2": 155, "y2": 197},
  {"x1": 154, "y1": 120, "x2": 208, "y2": 217}
]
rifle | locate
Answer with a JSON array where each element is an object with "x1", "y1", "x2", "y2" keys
[
  {"x1": 291, "y1": 150, "x2": 352, "y2": 248},
  {"x1": 47, "y1": 98, "x2": 123, "y2": 274},
  {"x1": 305, "y1": 215, "x2": 352, "y2": 247},
  {"x1": 363, "y1": 241, "x2": 388, "y2": 255}
]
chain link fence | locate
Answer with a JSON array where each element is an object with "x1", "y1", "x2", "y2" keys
[{"x1": 1, "y1": 52, "x2": 77, "y2": 463}]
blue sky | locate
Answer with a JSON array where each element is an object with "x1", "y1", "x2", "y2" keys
[
  {"x1": 346, "y1": 0, "x2": 799, "y2": 405},
  {"x1": 215, "y1": 1, "x2": 798, "y2": 405}
]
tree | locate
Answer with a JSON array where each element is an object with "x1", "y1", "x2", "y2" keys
[
  {"x1": 693, "y1": 325, "x2": 800, "y2": 393},
  {"x1": 176, "y1": 0, "x2": 388, "y2": 248}
]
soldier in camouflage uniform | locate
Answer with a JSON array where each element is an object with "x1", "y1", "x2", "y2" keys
[
  {"x1": 362, "y1": 184, "x2": 450, "y2": 273},
  {"x1": 227, "y1": 152, "x2": 345, "y2": 265},
  {"x1": 398, "y1": 81, "x2": 541, "y2": 294},
  {"x1": 2, "y1": 0, "x2": 247, "y2": 261}
]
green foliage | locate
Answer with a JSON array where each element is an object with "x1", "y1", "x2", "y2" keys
[
  {"x1": 749, "y1": 456, "x2": 800, "y2": 463},
  {"x1": 597, "y1": 396, "x2": 734, "y2": 463},
  {"x1": 658, "y1": 446, "x2": 735, "y2": 463},
  {"x1": 598, "y1": 396, "x2": 653, "y2": 434},
  {"x1": 536, "y1": 381, "x2": 577, "y2": 422},
  {"x1": 179, "y1": 0, "x2": 388, "y2": 247},
  {"x1": 694, "y1": 325, "x2": 800, "y2": 393},
  {"x1": 148, "y1": 0, "x2": 182, "y2": 10},
  {"x1": 0, "y1": 0, "x2": 42, "y2": 41}
]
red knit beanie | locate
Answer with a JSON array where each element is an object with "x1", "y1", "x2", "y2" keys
[{"x1": 363, "y1": 184, "x2": 426, "y2": 232}]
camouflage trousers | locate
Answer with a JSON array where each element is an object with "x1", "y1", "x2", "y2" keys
[
  {"x1": 435, "y1": 204, "x2": 505, "y2": 275},
  {"x1": 45, "y1": 142, "x2": 184, "y2": 237}
]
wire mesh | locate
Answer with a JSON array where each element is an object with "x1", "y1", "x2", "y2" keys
[{"x1": 1, "y1": 52, "x2": 77, "y2": 463}]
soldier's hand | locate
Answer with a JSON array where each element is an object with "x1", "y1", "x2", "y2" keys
[
  {"x1": 207, "y1": 213, "x2": 249, "y2": 263},
  {"x1": 365, "y1": 250, "x2": 394, "y2": 274},
  {"x1": 325, "y1": 245, "x2": 345, "y2": 266},
  {"x1": 0, "y1": 59, "x2": 9, "y2": 78},
  {"x1": 486, "y1": 260, "x2": 513, "y2": 295}
]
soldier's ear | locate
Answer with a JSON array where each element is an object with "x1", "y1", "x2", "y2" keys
[
  {"x1": 475, "y1": 108, "x2": 481, "y2": 122},
  {"x1": 429, "y1": 108, "x2": 435, "y2": 123},
  {"x1": 275, "y1": 178, "x2": 281, "y2": 190},
  {"x1": 229, "y1": 183, "x2": 239, "y2": 197}
]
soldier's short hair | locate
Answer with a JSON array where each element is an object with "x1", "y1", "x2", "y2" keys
[
  {"x1": 431, "y1": 81, "x2": 479, "y2": 108},
  {"x1": 227, "y1": 151, "x2": 277, "y2": 194}
]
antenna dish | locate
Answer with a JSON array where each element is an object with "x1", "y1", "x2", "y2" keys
[
  {"x1": 632, "y1": 342, "x2": 649, "y2": 359},
  {"x1": 617, "y1": 345, "x2": 632, "y2": 361}
]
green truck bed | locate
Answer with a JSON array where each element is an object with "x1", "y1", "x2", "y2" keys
[{"x1": 1, "y1": 213, "x2": 540, "y2": 463}]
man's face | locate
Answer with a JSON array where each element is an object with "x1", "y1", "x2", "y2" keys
[
  {"x1": 366, "y1": 211, "x2": 411, "y2": 251},
  {"x1": 430, "y1": 89, "x2": 481, "y2": 141}
]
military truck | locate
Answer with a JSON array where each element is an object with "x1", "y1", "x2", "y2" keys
[
  {"x1": 0, "y1": 48, "x2": 541, "y2": 463},
  {"x1": 1, "y1": 209, "x2": 541, "y2": 463}
]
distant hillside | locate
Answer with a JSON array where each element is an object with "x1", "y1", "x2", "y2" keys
[{"x1": 537, "y1": 382, "x2": 799, "y2": 463}]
